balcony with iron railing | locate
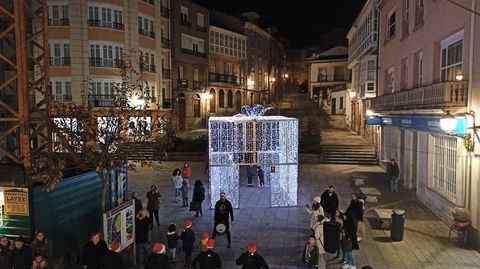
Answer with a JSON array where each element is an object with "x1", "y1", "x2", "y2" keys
[
  {"x1": 87, "y1": 19, "x2": 124, "y2": 30},
  {"x1": 161, "y1": 6, "x2": 170, "y2": 18},
  {"x1": 162, "y1": 68, "x2": 171, "y2": 79},
  {"x1": 348, "y1": 30, "x2": 378, "y2": 64},
  {"x1": 414, "y1": 6, "x2": 424, "y2": 29},
  {"x1": 139, "y1": 28, "x2": 156, "y2": 39},
  {"x1": 208, "y1": 73, "x2": 241, "y2": 85},
  {"x1": 181, "y1": 48, "x2": 207, "y2": 58},
  {"x1": 50, "y1": 57, "x2": 71, "y2": 66},
  {"x1": 48, "y1": 18, "x2": 69, "y2": 26},
  {"x1": 161, "y1": 37, "x2": 171, "y2": 49},
  {"x1": 177, "y1": 79, "x2": 188, "y2": 89},
  {"x1": 370, "y1": 81, "x2": 468, "y2": 111},
  {"x1": 193, "y1": 81, "x2": 203, "y2": 90},
  {"x1": 140, "y1": 63, "x2": 156, "y2": 73},
  {"x1": 180, "y1": 19, "x2": 192, "y2": 28},
  {"x1": 89, "y1": 58, "x2": 123, "y2": 68},
  {"x1": 88, "y1": 95, "x2": 115, "y2": 107}
]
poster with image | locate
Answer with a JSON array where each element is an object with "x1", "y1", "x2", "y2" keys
[{"x1": 103, "y1": 199, "x2": 135, "y2": 252}]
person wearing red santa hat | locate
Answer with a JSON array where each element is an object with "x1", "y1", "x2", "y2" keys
[
  {"x1": 99, "y1": 242, "x2": 126, "y2": 269},
  {"x1": 235, "y1": 242, "x2": 269, "y2": 269},
  {"x1": 145, "y1": 243, "x2": 171, "y2": 269},
  {"x1": 180, "y1": 219, "x2": 196, "y2": 269},
  {"x1": 191, "y1": 239, "x2": 222, "y2": 269}
]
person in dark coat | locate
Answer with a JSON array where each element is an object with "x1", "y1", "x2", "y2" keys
[
  {"x1": 100, "y1": 242, "x2": 126, "y2": 269},
  {"x1": 257, "y1": 166, "x2": 265, "y2": 187},
  {"x1": 246, "y1": 166, "x2": 254, "y2": 187},
  {"x1": 192, "y1": 180, "x2": 206, "y2": 217},
  {"x1": 81, "y1": 232, "x2": 108, "y2": 269},
  {"x1": 320, "y1": 186, "x2": 339, "y2": 219},
  {"x1": 387, "y1": 158, "x2": 400, "y2": 192},
  {"x1": 211, "y1": 191, "x2": 234, "y2": 248},
  {"x1": 343, "y1": 212, "x2": 359, "y2": 268},
  {"x1": 181, "y1": 219, "x2": 195, "y2": 268},
  {"x1": 235, "y1": 242, "x2": 269, "y2": 269},
  {"x1": 31, "y1": 231, "x2": 53, "y2": 263},
  {"x1": 166, "y1": 223, "x2": 180, "y2": 263},
  {"x1": 131, "y1": 192, "x2": 143, "y2": 214},
  {"x1": 146, "y1": 184, "x2": 161, "y2": 227},
  {"x1": 135, "y1": 210, "x2": 150, "y2": 264},
  {"x1": 145, "y1": 243, "x2": 171, "y2": 269},
  {"x1": 301, "y1": 235, "x2": 319, "y2": 268},
  {"x1": 13, "y1": 236, "x2": 32, "y2": 269},
  {"x1": 192, "y1": 239, "x2": 222, "y2": 269},
  {"x1": 0, "y1": 235, "x2": 12, "y2": 269},
  {"x1": 181, "y1": 180, "x2": 189, "y2": 208},
  {"x1": 346, "y1": 193, "x2": 364, "y2": 223}
]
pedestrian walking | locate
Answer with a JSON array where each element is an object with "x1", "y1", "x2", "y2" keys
[
  {"x1": 145, "y1": 243, "x2": 171, "y2": 269},
  {"x1": 192, "y1": 239, "x2": 221, "y2": 269},
  {"x1": 181, "y1": 219, "x2": 195, "y2": 269},
  {"x1": 246, "y1": 166, "x2": 254, "y2": 187},
  {"x1": 257, "y1": 166, "x2": 265, "y2": 187},
  {"x1": 305, "y1": 196, "x2": 324, "y2": 232},
  {"x1": 31, "y1": 231, "x2": 53, "y2": 263},
  {"x1": 166, "y1": 223, "x2": 180, "y2": 263},
  {"x1": 192, "y1": 180, "x2": 206, "y2": 217},
  {"x1": 342, "y1": 212, "x2": 359, "y2": 269},
  {"x1": 302, "y1": 235, "x2": 319, "y2": 268},
  {"x1": 12, "y1": 236, "x2": 32, "y2": 269},
  {"x1": 183, "y1": 163, "x2": 192, "y2": 187},
  {"x1": 211, "y1": 191, "x2": 234, "y2": 248},
  {"x1": 135, "y1": 210, "x2": 151, "y2": 264},
  {"x1": 387, "y1": 158, "x2": 400, "y2": 192},
  {"x1": 131, "y1": 192, "x2": 143, "y2": 215},
  {"x1": 332, "y1": 210, "x2": 344, "y2": 262},
  {"x1": 0, "y1": 235, "x2": 12, "y2": 269},
  {"x1": 313, "y1": 215, "x2": 327, "y2": 268},
  {"x1": 320, "y1": 186, "x2": 339, "y2": 219},
  {"x1": 146, "y1": 184, "x2": 161, "y2": 227},
  {"x1": 346, "y1": 193, "x2": 364, "y2": 242},
  {"x1": 198, "y1": 232, "x2": 209, "y2": 252},
  {"x1": 181, "y1": 180, "x2": 189, "y2": 208},
  {"x1": 31, "y1": 254, "x2": 48, "y2": 269},
  {"x1": 81, "y1": 232, "x2": 108, "y2": 269},
  {"x1": 235, "y1": 242, "x2": 269, "y2": 269},
  {"x1": 100, "y1": 242, "x2": 126, "y2": 269},
  {"x1": 173, "y1": 168, "x2": 184, "y2": 203}
]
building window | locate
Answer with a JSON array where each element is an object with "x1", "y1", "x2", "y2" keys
[
  {"x1": 334, "y1": 66, "x2": 344, "y2": 81},
  {"x1": 227, "y1": 90, "x2": 233, "y2": 108},
  {"x1": 181, "y1": 33, "x2": 205, "y2": 53},
  {"x1": 89, "y1": 42, "x2": 123, "y2": 67},
  {"x1": 197, "y1": 13, "x2": 204, "y2": 27},
  {"x1": 180, "y1": 6, "x2": 189, "y2": 23},
  {"x1": 193, "y1": 94, "x2": 201, "y2": 118},
  {"x1": 88, "y1": 5, "x2": 123, "y2": 30},
  {"x1": 441, "y1": 33, "x2": 463, "y2": 82},
  {"x1": 366, "y1": 82, "x2": 375, "y2": 92},
  {"x1": 219, "y1": 89, "x2": 225, "y2": 108},
  {"x1": 51, "y1": 79, "x2": 72, "y2": 101},
  {"x1": 387, "y1": 10, "x2": 396, "y2": 39},
  {"x1": 432, "y1": 135, "x2": 457, "y2": 201},
  {"x1": 339, "y1": 97, "x2": 344, "y2": 110},
  {"x1": 48, "y1": 4, "x2": 69, "y2": 26},
  {"x1": 317, "y1": 67, "x2": 327, "y2": 82},
  {"x1": 49, "y1": 41, "x2": 70, "y2": 66},
  {"x1": 140, "y1": 51, "x2": 156, "y2": 73},
  {"x1": 367, "y1": 60, "x2": 375, "y2": 80},
  {"x1": 138, "y1": 15, "x2": 155, "y2": 38},
  {"x1": 209, "y1": 88, "x2": 216, "y2": 113},
  {"x1": 386, "y1": 67, "x2": 395, "y2": 93},
  {"x1": 178, "y1": 66, "x2": 184, "y2": 79},
  {"x1": 415, "y1": 0, "x2": 424, "y2": 28}
]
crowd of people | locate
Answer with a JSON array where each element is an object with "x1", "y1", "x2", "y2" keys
[
  {"x1": 303, "y1": 185, "x2": 370, "y2": 269},
  {"x1": 0, "y1": 230, "x2": 53, "y2": 269}
]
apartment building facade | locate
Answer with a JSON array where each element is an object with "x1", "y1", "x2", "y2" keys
[
  {"x1": 170, "y1": 0, "x2": 209, "y2": 130},
  {"x1": 373, "y1": 0, "x2": 480, "y2": 246},
  {"x1": 47, "y1": 0, "x2": 171, "y2": 117},
  {"x1": 347, "y1": 0, "x2": 378, "y2": 138},
  {"x1": 207, "y1": 25, "x2": 247, "y2": 117}
]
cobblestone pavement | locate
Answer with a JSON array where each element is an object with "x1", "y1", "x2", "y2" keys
[{"x1": 126, "y1": 158, "x2": 480, "y2": 269}]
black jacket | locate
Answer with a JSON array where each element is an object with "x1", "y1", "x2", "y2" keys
[
  {"x1": 145, "y1": 253, "x2": 171, "y2": 269},
  {"x1": 166, "y1": 231, "x2": 179, "y2": 249},
  {"x1": 346, "y1": 200, "x2": 364, "y2": 221},
  {"x1": 0, "y1": 244, "x2": 12, "y2": 269},
  {"x1": 301, "y1": 243, "x2": 319, "y2": 268},
  {"x1": 13, "y1": 245, "x2": 32, "y2": 269},
  {"x1": 180, "y1": 228, "x2": 195, "y2": 252},
  {"x1": 192, "y1": 250, "x2": 222, "y2": 269},
  {"x1": 136, "y1": 216, "x2": 150, "y2": 243},
  {"x1": 343, "y1": 217, "x2": 359, "y2": 250},
  {"x1": 100, "y1": 250, "x2": 126, "y2": 269},
  {"x1": 133, "y1": 197, "x2": 143, "y2": 214},
  {"x1": 387, "y1": 162, "x2": 400, "y2": 177},
  {"x1": 81, "y1": 240, "x2": 108, "y2": 269},
  {"x1": 235, "y1": 252, "x2": 269, "y2": 269},
  {"x1": 214, "y1": 199, "x2": 234, "y2": 225},
  {"x1": 320, "y1": 190, "x2": 339, "y2": 215},
  {"x1": 193, "y1": 185, "x2": 206, "y2": 203}
]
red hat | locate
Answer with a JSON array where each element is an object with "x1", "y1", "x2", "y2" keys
[
  {"x1": 152, "y1": 243, "x2": 166, "y2": 254},
  {"x1": 201, "y1": 232, "x2": 209, "y2": 239},
  {"x1": 207, "y1": 239, "x2": 215, "y2": 249},
  {"x1": 247, "y1": 242, "x2": 256, "y2": 253},
  {"x1": 183, "y1": 219, "x2": 192, "y2": 229},
  {"x1": 111, "y1": 241, "x2": 121, "y2": 252}
]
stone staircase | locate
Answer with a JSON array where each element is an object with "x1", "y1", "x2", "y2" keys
[{"x1": 320, "y1": 144, "x2": 378, "y2": 165}]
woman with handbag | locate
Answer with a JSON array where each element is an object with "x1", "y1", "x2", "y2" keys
[
  {"x1": 192, "y1": 180, "x2": 205, "y2": 217},
  {"x1": 342, "y1": 212, "x2": 359, "y2": 269}
]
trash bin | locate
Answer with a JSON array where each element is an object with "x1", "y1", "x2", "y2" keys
[{"x1": 391, "y1": 209, "x2": 405, "y2": 241}]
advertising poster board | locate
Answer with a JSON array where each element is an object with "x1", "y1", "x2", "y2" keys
[
  {"x1": 103, "y1": 199, "x2": 135, "y2": 252},
  {"x1": 3, "y1": 187, "x2": 29, "y2": 216}
]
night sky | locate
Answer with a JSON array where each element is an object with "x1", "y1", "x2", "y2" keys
[{"x1": 195, "y1": 0, "x2": 367, "y2": 49}]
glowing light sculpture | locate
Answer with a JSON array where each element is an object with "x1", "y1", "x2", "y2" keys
[{"x1": 209, "y1": 105, "x2": 298, "y2": 209}]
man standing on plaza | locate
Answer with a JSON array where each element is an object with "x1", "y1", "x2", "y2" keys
[
  {"x1": 191, "y1": 239, "x2": 222, "y2": 269},
  {"x1": 247, "y1": 166, "x2": 255, "y2": 187},
  {"x1": 211, "y1": 191, "x2": 234, "y2": 248},
  {"x1": 320, "y1": 185, "x2": 339, "y2": 219},
  {"x1": 235, "y1": 242, "x2": 269, "y2": 269},
  {"x1": 387, "y1": 158, "x2": 400, "y2": 192}
]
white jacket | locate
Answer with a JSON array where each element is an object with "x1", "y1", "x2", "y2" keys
[
  {"x1": 173, "y1": 175, "x2": 183, "y2": 189},
  {"x1": 306, "y1": 206, "x2": 325, "y2": 230},
  {"x1": 314, "y1": 220, "x2": 326, "y2": 255}
]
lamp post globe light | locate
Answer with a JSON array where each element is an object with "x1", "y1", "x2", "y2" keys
[
  {"x1": 348, "y1": 90, "x2": 357, "y2": 99},
  {"x1": 440, "y1": 111, "x2": 457, "y2": 133}
]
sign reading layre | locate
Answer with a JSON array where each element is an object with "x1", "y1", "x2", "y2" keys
[{"x1": 4, "y1": 188, "x2": 29, "y2": 216}]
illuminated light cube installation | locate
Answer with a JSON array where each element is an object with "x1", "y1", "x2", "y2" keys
[{"x1": 208, "y1": 115, "x2": 298, "y2": 208}]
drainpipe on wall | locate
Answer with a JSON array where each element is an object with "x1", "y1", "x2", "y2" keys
[{"x1": 466, "y1": 0, "x2": 476, "y2": 210}]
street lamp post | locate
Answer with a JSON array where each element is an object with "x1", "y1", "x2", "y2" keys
[{"x1": 204, "y1": 93, "x2": 213, "y2": 128}]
